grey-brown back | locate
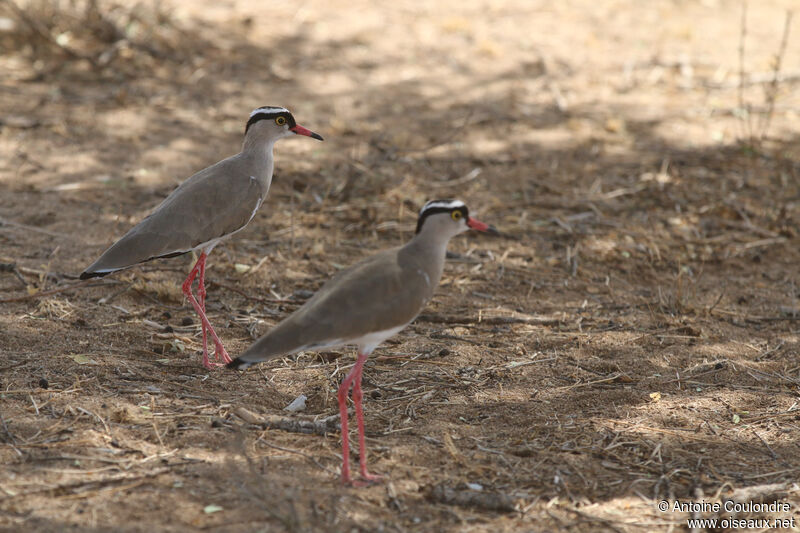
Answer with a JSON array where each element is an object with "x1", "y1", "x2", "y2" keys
[
  {"x1": 81, "y1": 153, "x2": 269, "y2": 278},
  {"x1": 236, "y1": 241, "x2": 445, "y2": 363}
]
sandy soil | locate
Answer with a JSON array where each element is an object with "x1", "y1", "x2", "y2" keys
[{"x1": 1, "y1": 0, "x2": 800, "y2": 531}]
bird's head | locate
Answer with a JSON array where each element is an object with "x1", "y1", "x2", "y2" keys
[
  {"x1": 244, "y1": 106, "x2": 324, "y2": 142},
  {"x1": 415, "y1": 199, "x2": 497, "y2": 239}
]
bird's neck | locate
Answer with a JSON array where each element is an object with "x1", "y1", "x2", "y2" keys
[
  {"x1": 241, "y1": 138, "x2": 276, "y2": 187},
  {"x1": 404, "y1": 229, "x2": 452, "y2": 285},
  {"x1": 410, "y1": 226, "x2": 453, "y2": 252}
]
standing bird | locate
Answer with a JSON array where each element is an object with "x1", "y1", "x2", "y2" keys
[
  {"x1": 228, "y1": 200, "x2": 496, "y2": 485},
  {"x1": 80, "y1": 106, "x2": 323, "y2": 369}
]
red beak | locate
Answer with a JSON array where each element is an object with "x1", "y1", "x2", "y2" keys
[
  {"x1": 467, "y1": 217, "x2": 489, "y2": 232},
  {"x1": 290, "y1": 124, "x2": 324, "y2": 141}
]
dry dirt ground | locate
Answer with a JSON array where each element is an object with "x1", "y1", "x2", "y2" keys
[{"x1": 2, "y1": 0, "x2": 800, "y2": 531}]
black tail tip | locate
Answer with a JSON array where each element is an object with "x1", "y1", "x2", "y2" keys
[
  {"x1": 80, "y1": 270, "x2": 106, "y2": 280},
  {"x1": 227, "y1": 358, "x2": 251, "y2": 370}
]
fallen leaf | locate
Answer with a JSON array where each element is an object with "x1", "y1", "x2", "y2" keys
[
  {"x1": 69, "y1": 354, "x2": 96, "y2": 365},
  {"x1": 649, "y1": 392, "x2": 661, "y2": 402}
]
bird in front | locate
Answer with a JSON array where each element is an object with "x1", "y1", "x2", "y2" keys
[
  {"x1": 80, "y1": 106, "x2": 323, "y2": 369},
  {"x1": 228, "y1": 200, "x2": 496, "y2": 485}
]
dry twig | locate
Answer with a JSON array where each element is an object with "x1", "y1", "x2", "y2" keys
[
  {"x1": 234, "y1": 407, "x2": 340, "y2": 436},
  {"x1": 427, "y1": 484, "x2": 516, "y2": 513}
]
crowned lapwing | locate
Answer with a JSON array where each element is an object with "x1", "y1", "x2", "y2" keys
[
  {"x1": 80, "y1": 106, "x2": 323, "y2": 369},
  {"x1": 228, "y1": 200, "x2": 496, "y2": 485}
]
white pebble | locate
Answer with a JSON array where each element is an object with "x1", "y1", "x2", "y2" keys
[{"x1": 284, "y1": 394, "x2": 307, "y2": 412}]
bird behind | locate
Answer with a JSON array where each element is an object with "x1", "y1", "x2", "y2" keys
[{"x1": 79, "y1": 106, "x2": 323, "y2": 369}]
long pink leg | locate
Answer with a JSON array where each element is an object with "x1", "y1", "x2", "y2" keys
[
  {"x1": 196, "y1": 254, "x2": 231, "y2": 364},
  {"x1": 196, "y1": 253, "x2": 209, "y2": 364},
  {"x1": 352, "y1": 352, "x2": 382, "y2": 483},
  {"x1": 181, "y1": 253, "x2": 230, "y2": 368},
  {"x1": 337, "y1": 351, "x2": 380, "y2": 485},
  {"x1": 337, "y1": 361, "x2": 359, "y2": 484}
]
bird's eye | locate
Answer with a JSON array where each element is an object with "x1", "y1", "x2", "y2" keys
[
  {"x1": 451, "y1": 211, "x2": 463, "y2": 221},
  {"x1": 275, "y1": 116, "x2": 287, "y2": 126}
]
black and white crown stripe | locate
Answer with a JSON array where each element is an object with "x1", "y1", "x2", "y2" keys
[
  {"x1": 415, "y1": 199, "x2": 469, "y2": 233},
  {"x1": 246, "y1": 106, "x2": 295, "y2": 133},
  {"x1": 419, "y1": 199, "x2": 466, "y2": 214},
  {"x1": 249, "y1": 106, "x2": 290, "y2": 117}
]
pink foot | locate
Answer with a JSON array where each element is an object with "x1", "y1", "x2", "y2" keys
[
  {"x1": 340, "y1": 471, "x2": 382, "y2": 487},
  {"x1": 214, "y1": 343, "x2": 233, "y2": 364},
  {"x1": 200, "y1": 338, "x2": 230, "y2": 368},
  {"x1": 358, "y1": 471, "x2": 384, "y2": 485}
]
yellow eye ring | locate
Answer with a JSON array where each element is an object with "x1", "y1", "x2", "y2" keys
[
  {"x1": 275, "y1": 116, "x2": 287, "y2": 126},
  {"x1": 451, "y1": 211, "x2": 463, "y2": 221}
]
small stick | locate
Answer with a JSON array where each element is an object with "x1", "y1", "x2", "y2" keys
[
  {"x1": 0, "y1": 262, "x2": 27, "y2": 286},
  {"x1": 429, "y1": 167, "x2": 482, "y2": 188},
  {"x1": 207, "y1": 279, "x2": 294, "y2": 304},
  {"x1": 75, "y1": 406, "x2": 110, "y2": 434},
  {"x1": 59, "y1": 479, "x2": 148, "y2": 501},
  {"x1": 0, "y1": 414, "x2": 22, "y2": 457},
  {"x1": 758, "y1": 10, "x2": 794, "y2": 141},
  {"x1": 12, "y1": 468, "x2": 170, "y2": 499},
  {"x1": 0, "y1": 413, "x2": 17, "y2": 444},
  {"x1": 398, "y1": 109, "x2": 475, "y2": 155},
  {"x1": 234, "y1": 406, "x2": 340, "y2": 436},
  {"x1": 418, "y1": 313, "x2": 563, "y2": 326},
  {"x1": 706, "y1": 69, "x2": 800, "y2": 88},
  {"x1": 563, "y1": 507, "x2": 625, "y2": 533},
  {"x1": 426, "y1": 484, "x2": 516, "y2": 513},
  {"x1": 727, "y1": 482, "x2": 789, "y2": 503},
  {"x1": 0, "y1": 0, "x2": 99, "y2": 67},
  {"x1": 0, "y1": 216, "x2": 84, "y2": 241},
  {"x1": 0, "y1": 279, "x2": 112, "y2": 303},
  {"x1": 737, "y1": 0, "x2": 752, "y2": 145},
  {"x1": 0, "y1": 360, "x2": 30, "y2": 373},
  {"x1": 254, "y1": 430, "x2": 336, "y2": 475},
  {"x1": 290, "y1": 183, "x2": 296, "y2": 253},
  {"x1": 429, "y1": 333, "x2": 484, "y2": 346},
  {"x1": 751, "y1": 429, "x2": 778, "y2": 459}
]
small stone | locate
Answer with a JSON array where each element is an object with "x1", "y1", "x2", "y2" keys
[
  {"x1": 248, "y1": 319, "x2": 270, "y2": 339},
  {"x1": 284, "y1": 394, "x2": 307, "y2": 412},
  {"x1": 292, "y1": 289, "x2": 314, "y2": 300}
]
